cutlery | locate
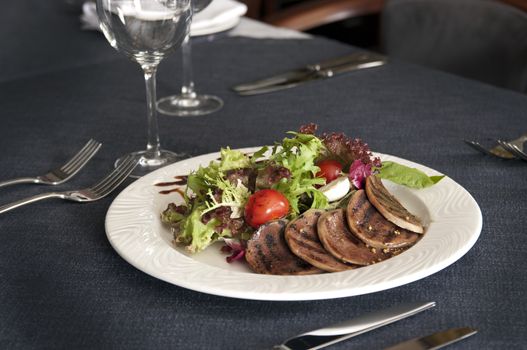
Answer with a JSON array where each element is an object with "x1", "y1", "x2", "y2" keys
[
  {"x1": 496, "y1": 139, "x2": 527, "y2": 161},
  {"x1": 0, "y1": 155, "x2": 138, "y2": 215},
  {"x1": 463, "y1": 132, "x2": 527, "y2": 160},
  {"x1": 273, "y1": 301, "x2": 435, "y2": 350},
  {"x1": 383, "y1": 327, "x2": 477, "y2": 350},
  {"x1": 0, "y1": 139, "x2": 102, "y2": 188},
  {"x1": 233, "y1": 52, "x2": 386, "y2": 96}
]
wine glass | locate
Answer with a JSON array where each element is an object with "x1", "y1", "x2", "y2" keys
[
  {"x1": 156, "y1": 0, "x2": 223, "y2": 117},
  {"x1": 97, "y1": 0, "x2": 192, "y2": 177}
]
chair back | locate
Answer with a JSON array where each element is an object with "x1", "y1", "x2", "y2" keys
[{"x1": 382, "y1": 0, "x2": 527, "y2": 92}]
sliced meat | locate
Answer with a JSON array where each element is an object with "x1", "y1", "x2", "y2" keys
[
  {"x1": 365, "y1": 175, "x2": 424, "y2": 234},
  {"x1": 245, "y1": 219, "x2": 324, "y2": 275},
  {"x1": 285, "y1": 209, "x2": 356, "y2": 272},
  {"x1": 317, "y1": 209, "x2": 395, "y2": 265},
  {"x1": 346, "y1": 190, "x2": 420, "y2": 249}
]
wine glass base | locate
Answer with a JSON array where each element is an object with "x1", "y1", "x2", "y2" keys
[
  {"x1": 157, "y1": 94, "x2": 223, "y2": 117},
  {"x1": 115, "y1": 149, "x2": 190, "y2": 178}
]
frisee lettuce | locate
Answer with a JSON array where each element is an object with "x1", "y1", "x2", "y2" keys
[
  {"x1": 203, "y1": 177, "x2": 250, "y2": 218},
  {"x1": 169, "y1": 148, "x2": 255, "y2": 252},
  {"x1": 174, "y1": 206, "x2": 224, "y2": 253},
  {"x1": 270, "y1": 132, "x2": 328, "y2": 215}
]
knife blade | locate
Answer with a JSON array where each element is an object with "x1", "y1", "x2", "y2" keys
[
  {"x1": 273, "y1": 301, "x2": 436, "y2": 350},
  {"x1": 233, "y1": 52, "x2": 386, "y2": 95},
  {"x1": 383, "y1": 327, "x2": 478, "y2": 350}
]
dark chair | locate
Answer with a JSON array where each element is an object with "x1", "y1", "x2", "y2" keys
[
  {"x1": 263, "y1": 0, "x2": 385, "y2": 31},
  {"x1": 381, "y1": 0, "x2": 527, "y2": 92}
]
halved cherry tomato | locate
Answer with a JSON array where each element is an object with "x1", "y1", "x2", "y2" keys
[
  {"x1": 244, "y1": 189, "x2": 289, "y2": 228},
  {"x1": 316, "y1": 159, "x2": 343, "y2": 184}
]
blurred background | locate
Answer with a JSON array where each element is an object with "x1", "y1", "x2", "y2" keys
[
  {"x1": 239, "y1": 0, "x2": 527, "y2": 93},
  {"x1": 23, "y1": 0, "x2": 527, "y2": 94}
]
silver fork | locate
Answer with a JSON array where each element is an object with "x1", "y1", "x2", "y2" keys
[
  {"x1": 496, "y1": 140, "x2": 527, "y2": 161},
  {"x1": 463, "y1": 133, "x2": 527, "y2": 159},
  {"x1": 0, "y1": 155, "x2": 138, "y2": 215},
  {"x1": 0, "y1": 139, "x2": 102, "y2": 188}
]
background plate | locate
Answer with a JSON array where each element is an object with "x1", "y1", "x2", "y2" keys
[{"x1": 105, "y1": 148, "x2": 482, "y2": 301}]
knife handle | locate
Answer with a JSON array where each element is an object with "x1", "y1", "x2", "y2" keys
[
  {"x1": 308, "y1": 52, "x2": 386, "y2": 72},
  {"x1": 320, "y1": 58, "x2": 387, "y2": 78}
]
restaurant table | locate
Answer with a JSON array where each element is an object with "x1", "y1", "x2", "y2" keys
[{"x1": 1, "y1": 2, "x2": 526, "y2": 349}]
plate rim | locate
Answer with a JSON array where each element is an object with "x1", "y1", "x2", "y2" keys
[{"x1": 105, "y1": 147, "x2": 482, "y2": 301}]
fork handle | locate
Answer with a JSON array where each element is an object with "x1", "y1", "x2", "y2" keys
[
  {"x1": 0, "y1": 192, "x2": 64, "y2": 214},
  {"x1": 0, "y1": 177, "x2": 39, "y2": 188}
]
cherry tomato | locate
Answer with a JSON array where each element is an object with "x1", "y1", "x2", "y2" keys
[
  {"x1": 316, "y1": 159, "x2": 343, "y2": 184},
  {"x1": 244, "y1": 189, "x2": 290, "y2": 228}
]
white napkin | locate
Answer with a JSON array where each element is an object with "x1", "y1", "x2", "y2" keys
[
  {"x1": 193, "y1": 0, "x2": 247, "y2": 33},
  {"x1": 80, "y1": 0, "x2": 247, "y2": 37}
]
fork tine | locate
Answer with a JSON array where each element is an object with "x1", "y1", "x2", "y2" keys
[
  {"x1": 61, "y1": 139, "x2": 102, "y2": 174},
  {"x1": 91, "y1": 155, "x2": 136, "y2": 192},
  {"x1": 90, "y1": 156, "x2": 138, "y2": 196},
  {"x1": 95, "y1": 160, "x2": 138, "y2": 197},
  {"x1": 61, "y1": 139, "x2": 100, "y2": 173},
  {"x1": 91, "y1": 160, "x2": 137, "y2": 198},
  {"x1": 60, "y1": 139, "x2": 97, "y2": 171},
  {"x1": 463, "y1": 139, "x2": 497, "y2": 157},
  {"x1": 509, "y1": 144, "x2": 527, "y2": 161},
  {"x1": 498, "y1": 140, "x2": 527, "y2": 161}
]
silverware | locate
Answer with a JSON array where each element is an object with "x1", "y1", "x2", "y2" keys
[
  {"x1": 463, "y1": 132, "x2": 527, "y2": 160},
  {"x1": 383, "y1": 327, "x2": 478, "y2": 350},
  {"x1": 233, "y1": 52, "x2": 386, "y2": 96},
  {"x1": 273, "y1": 301, "x2": 435, "y2": 350},
  {"x1": 0, "y1": 155, "x2": 138, "y2": 215},
  {"x1": 497, "y1": 139, "x2": 527, "y2": 161},
  {"x1": 0, "y1": 139, "x2": 102, "y2": 188}
]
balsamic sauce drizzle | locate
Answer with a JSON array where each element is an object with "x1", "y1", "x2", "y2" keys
[{"x1": 155, "y1": 176, "x2": 188, "y2": 197}]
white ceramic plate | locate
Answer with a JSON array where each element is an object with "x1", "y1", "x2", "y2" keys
[
  {"x1": 105, "y1": 148, "x2": 482, "y2": 301},
  {"x1": 191, "y1": 16, "x2": 240, "y2": 37}
]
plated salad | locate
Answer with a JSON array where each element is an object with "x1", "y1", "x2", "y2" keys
[{"x1": 161, "y1": 124, "x2": 443, "y2": 275}]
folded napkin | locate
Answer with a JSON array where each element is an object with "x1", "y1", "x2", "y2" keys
[
  {"x1": 80, "y1": 0, "x2": 247, "y2": 37},
  {"x1": 193, "y1": 0, "x2": 247, "y2": 34}
]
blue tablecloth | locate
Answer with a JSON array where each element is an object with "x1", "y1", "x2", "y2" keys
[{"x1": 1, "y1": 2, "x2": 526, "y2": 349}]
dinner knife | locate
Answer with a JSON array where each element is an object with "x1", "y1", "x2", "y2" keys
[
  {"x1": 273, "y1": 301, "x2": 435, "y2": 350},
  {"x1": 383, "y1": 327, "x2": 478, "y2": 350},
  {"x1": 233, "y1": 52, "x2": 386, "y2": 95}
]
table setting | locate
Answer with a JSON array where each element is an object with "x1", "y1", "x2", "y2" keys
[{"x1": 1, "y1": 0, "x2": 526, "y2": 349}]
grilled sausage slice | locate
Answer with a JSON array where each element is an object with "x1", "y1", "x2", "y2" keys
[
  {"x1": 285, "y1": 209, "x2": 356, "y2": 272},
  {"x1": 245, "y1": 219, "x2": 324, "y2": 275},
  {"x1": 365, "y1": 175, "x2": 424, "y2": 234},
  {"x1": 317, "y1": 209, "x2": 394, "y2": 265},
  {"x1": 346, "y1": 190, "x2": 420, "y2": 249}
]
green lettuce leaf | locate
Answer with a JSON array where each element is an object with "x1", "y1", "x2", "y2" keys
[
  {"x1": 175, "y1": 206, "x2": 221, "y2": 253},
  {"x1": 377, "y1": 161, "x2": 444, "y2": 189},
  {"x1": 271, "y1": 132, "x2": 328, "y2": 215},
  {"x1": 187, "y1": 147, "x2": 251, "y2": 201},
  {"x1": 161, "y1": 207, "x2": 186, "y2": 224},
  {"x1": 218, "y1": 147, "x2": 252, "y2": 172}
]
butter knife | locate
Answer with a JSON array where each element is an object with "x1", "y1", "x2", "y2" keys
[
  {"x1": 273, "y1": 301, "x2": 435, "y2": 350},
  {"x1": 233, "y1": 52, "x2": 386, "y2": 95},
  {"x1": 384, "y1": 327, "x2": 478, "y2": 350}
]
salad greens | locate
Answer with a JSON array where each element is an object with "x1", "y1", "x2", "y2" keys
[
  {"x1": 377, "y1": 161, "x2": 444, "y2": 189},
  {"x1": 162, "y1": 133, "x2": 329, "y2": 253},
  {"x1": 162, "y1": 127, "x2": 444, "y2": 254},
  {"x1": 269, "y1": 132, "x2": 327, "y2": 215}
]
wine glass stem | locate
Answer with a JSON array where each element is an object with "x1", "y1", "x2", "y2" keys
[
  {"x1": 143, "y1": 66, "x2": 162, "y2": 159},
  {"x1": 180, "y1": 33, "x2": 197, "y2": 99}
]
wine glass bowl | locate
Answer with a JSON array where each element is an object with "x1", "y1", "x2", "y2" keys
[{"x1": 97, "y1": 0, "x2": 192, "y2": 177}]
